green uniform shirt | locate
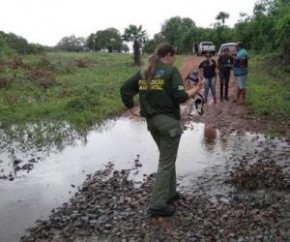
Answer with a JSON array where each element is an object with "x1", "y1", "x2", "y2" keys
[{"x1": 120, "y1": 64, "x2": 189, "y2": 120}]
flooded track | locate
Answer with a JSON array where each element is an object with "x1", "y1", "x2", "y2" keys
[{"x1": 1, "y1": 116, "x2": 289, "y2": 241}]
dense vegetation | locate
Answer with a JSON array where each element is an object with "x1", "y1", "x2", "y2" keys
[{"x1": 0, "y1": 31, "x2": 46, "y2": 55}]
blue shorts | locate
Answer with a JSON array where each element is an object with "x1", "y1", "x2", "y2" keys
[{"x1": 236, "y1": 75, "x2": 247, "y2": 89}]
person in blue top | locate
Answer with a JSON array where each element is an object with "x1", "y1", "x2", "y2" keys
[{"x1": 233, "y1": 42, "x2": 248, "y2": 105}]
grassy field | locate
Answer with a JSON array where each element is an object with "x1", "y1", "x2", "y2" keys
[
  {"x1": 247, "y1": 54, "x2": 290, "y2": 123},
  {"x1": 0, "y1": 52, "x2": 141, "y2": 129},
  {"x1": 0, "y1": 51, "x2": 289, "y2": 132}
]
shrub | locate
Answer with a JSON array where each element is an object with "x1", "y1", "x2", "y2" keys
[
  {"x1": 37, "y1": 77, "x2": 56, "y2": 89},
  {"x1": 28, "y1": 68, "x2": 56, "y2": 88},
  {"x1": 76, "y1": 58, "x2": 89, "y2": 68},
  {"x1": 11, "y1": 57, "x2": 24, "y2": 69},
  {"x1": 0, "y1": 77, "x2": 10, "y2": 88}
]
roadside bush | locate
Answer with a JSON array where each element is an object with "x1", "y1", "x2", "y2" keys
[
  {"x1": 0, "y1": 77, "x2": 10, "y2": 88},
  {"x1": 28, "y1": 68, "x2": 56, "y2": 88},
  {"x1": 37, "y1": 77, "x2": 56, "y2": 89},
  {"x1": 11, "y1": 57, "x2": 24, "y2": 69},
  {"x1": 0, "y1": 39, "x2": 15, "y2": 57},
  {"x1": 0, "y1": 59, "x2": 5, "y2": 72},
  {"x1": 76, "y1": 58, "x2": 90, "y2": 68},
  {"x1": 36, "y1": 57, "x2": 56, "y2": 71}
]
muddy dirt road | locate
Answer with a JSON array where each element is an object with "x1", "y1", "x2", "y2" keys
[{"x1": 179, "y1": 55, "x2": 290, "y2": 138}]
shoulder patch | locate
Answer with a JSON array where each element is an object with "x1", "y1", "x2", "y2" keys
[{"x1": 155, "y1": 69, "x2": 165, "y2": 77}]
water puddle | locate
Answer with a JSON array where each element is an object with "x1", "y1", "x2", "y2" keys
[{"x1": 0, "y1": 117, "x2": 289, "y2": 241}]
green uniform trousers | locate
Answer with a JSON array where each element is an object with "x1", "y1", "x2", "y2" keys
[{"x1": 147, "y1": 114, "x2": 183, "y2": 209}]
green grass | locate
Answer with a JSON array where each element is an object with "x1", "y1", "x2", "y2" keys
[
  {"x1": 0, "y1": 52, "x2": 141, "y2": 129},
  {"x1": 0, "y1": 52, "x2": 186, "y2": 129},
  {"x1": 247, "y1": 54, "x2": 290, "y2": 122},
  {"x1": 246, "y1": 54, "x2": 290, "y2": 138}
]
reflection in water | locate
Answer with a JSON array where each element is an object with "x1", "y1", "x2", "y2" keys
[
  {"x1": 203, "y1": 124, "x2": 218, "y2": 151},
  {"x1": 0, "y1": 118, "x2": 289, "y2": 242},
  {"x1": 0, "y1": 120, "x2": 117, "y2": 179}
]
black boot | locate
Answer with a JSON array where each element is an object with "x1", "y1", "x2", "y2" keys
[
  {"x1": 167, "y1": 192, "x2": 182, "y2": 204},
  {"x1": 148, "y1": 205, "x2": 176, "y2": 217}
]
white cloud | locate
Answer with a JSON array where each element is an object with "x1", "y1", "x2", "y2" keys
[{"x1": 0, "y1": 0, "x2": 256, "y2": 46}]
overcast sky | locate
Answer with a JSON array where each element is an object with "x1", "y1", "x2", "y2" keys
[{"x1": 1, "y1": 0, "x2": 257, "y2": 47}]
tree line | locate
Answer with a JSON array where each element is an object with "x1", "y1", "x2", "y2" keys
[
  {"x1": 0, "y1": 31, "x2": 45, "y2": 56},
  {"x1": 0, "y1": 0, "x2": 289, "y2": 64}
]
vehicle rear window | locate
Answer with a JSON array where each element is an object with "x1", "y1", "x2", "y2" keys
[
  {"x1": 201, "y1": 42, "x2": 214, "y2": 46},
  {"x1": 222, "y1": 45, "x2": 236, "y2": 52}
]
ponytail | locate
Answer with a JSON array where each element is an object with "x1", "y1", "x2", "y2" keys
[
  {"x1": 141, "y1": 43, "x2": 176, "y2": 89},
  {"x1": 142, "y1": 53, "x2": 160, "y2": 82}
]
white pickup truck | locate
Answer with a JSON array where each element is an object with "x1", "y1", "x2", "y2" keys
[{"x1": 197, "y1": 41, "x2": 216, "y2": 56}]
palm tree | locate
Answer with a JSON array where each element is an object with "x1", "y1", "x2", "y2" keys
[
  {"x1": 216, "y1": 11, "x2": 230, "y2": 25},
  {"x1": 122, "y1": 25, "x2": 148, "y2": 65}
]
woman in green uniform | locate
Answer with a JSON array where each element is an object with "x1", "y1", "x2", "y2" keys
[{"x1": 120, "y1": 43, "x2": 202, "y2": 217}]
